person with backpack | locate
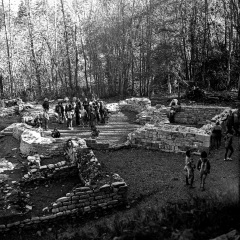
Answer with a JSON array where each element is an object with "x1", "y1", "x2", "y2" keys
[
  {"x1": 224, "y1": 129, "x2": 234, "y2": 161},
  {"x1": 197, "y1": 151, "x2": 211, "y2": 191}
]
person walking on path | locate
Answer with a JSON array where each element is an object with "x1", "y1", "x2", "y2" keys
[
  {"x1": 211, "y1": 121, "x2": 222, "y2": 149},
  {"x1": 184, "y1": 150, "x2": 195, "y2": 188},
  {"x1": 197, "y1": 151, "x2": 211, "y2": 191},
  {"x1": 42, "y1": 98, "x2": 50, "y2": 130},
  {"x1": 224, "y1": 129, "x2": 234, "y2": 161}
]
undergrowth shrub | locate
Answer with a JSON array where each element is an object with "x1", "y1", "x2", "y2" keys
[{"x1": 76, "y1": 193, "x2": 240, "y2": 240}]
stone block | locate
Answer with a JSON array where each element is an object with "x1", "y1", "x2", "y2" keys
[{"x1": 56, "y1": 197, "x2": 70, "y2": 202}]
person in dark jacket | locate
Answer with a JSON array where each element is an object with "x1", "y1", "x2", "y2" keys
[
  {"x1": 55, "y1": 100, "x2": 64, "y2": 124},
  {"x1": 211, "y1": 122, "x2": 222, "y2": 149},
  {"x1": 64, "y1": 97, "x2": 74, "y2": 130},
  {"x1": 224, "y1": 129, "x2": 234, "y2": 161},
  {"x1": 225, "y1": 110, "x2": 234, "y2": 132},
  {"x1": 75, "y1": 101, "x2": 82, "y2": 126},
  {"x1": 89, "y1": 106, "x2": 97, "y2": 128},
  {"x1": 42, "y1": 98, "x2": 49, "y2": 130},
  {"x1": 99, "y1": 101, "x2": 105, "y2": 123},
  {"x1": 197, "y1": 151, "x2": 211, "y2": 191}
]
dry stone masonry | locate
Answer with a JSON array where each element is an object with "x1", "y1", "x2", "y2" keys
[
  {"x1": 123, "y1": 98, "x2": 231, "y2": 153},
  {"x1": 119, "y1": 97, "x2": 151, "y2": 113},
  {"x1": 0, "y1": 122, "x2": 128, "y2": 232},
  {"x1": 174, "y1": 105, "x2": 230, "y2": 125},
  {"x1": 128, "y1": 124, "x2": 211, "y2": 153}
]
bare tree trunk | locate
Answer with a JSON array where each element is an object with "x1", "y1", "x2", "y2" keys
[
  {"x1": 227, "y1": 1, "x2": 233, "y2": 88},
  {"x1": 26, "y1": 0, "x2": 42, "y2": 99},
  {"x1": 81, "y1": 38, "x2": 89, "y2": 91},
  {"x1": 0, "y1": 74, "x2": 3, "y2": 97},
  {"x1": 2, "y1": 0, "x2": 13, "y2": 96},
  {"x1": 60, "y1": 0, "x2": 73, "y2": 90},
  {"x1": 74, "y1": 24, "x2": 79, "y2": 89},
  {"x1": 202, "y1": 0, "x2": 209, "y2": 88}
]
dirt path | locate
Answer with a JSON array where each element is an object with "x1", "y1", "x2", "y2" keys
[{"x1": 48, "y1": 110, "x2": 139, "y2": 145}]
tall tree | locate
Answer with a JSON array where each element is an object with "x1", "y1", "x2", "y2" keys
[
  {"x1": 60, "y1": 0, "x2": 73, "y2": 90},
  {"x1": 2, "y1": 0, "x2": 13, "y2": 95},
  {"x1": 25, "y1": 0, "x2": 42, "y2": 99}
]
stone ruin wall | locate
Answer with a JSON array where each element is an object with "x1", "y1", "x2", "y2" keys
[
  {"x1": 174, "y1": 106, "x2": 230, "y2": 125},
  {"x1": 128, "y1": 124, "x2": 211, "y2": 153},
  {"x1": 125, "y1": 99, "x2": 231, "y2": 153},
  {"x1": 0, "y1": 123, "x2": 128, "y2": 232},
  {"x1": 0, "y1": 182, "x2": 127, "y2": 232},
  {"x1": 119, "y1": 97, "x2": 151, "y2": 113}
]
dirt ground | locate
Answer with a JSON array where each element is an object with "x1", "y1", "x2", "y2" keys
[{"x1": 0, "y1": 102, "x2": 239, "y2": 239}]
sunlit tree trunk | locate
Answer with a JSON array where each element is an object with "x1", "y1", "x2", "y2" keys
[
  {"x1": 25, "y1": 0, "x2": 42, "y2": 99},
  {"x1": 60, "y1": 0, "x2": 73, "y2": 90},
  {"x1": 2, "y1": 0, "x2": 13, "y2": 95}
]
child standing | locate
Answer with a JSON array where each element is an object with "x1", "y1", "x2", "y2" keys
[
  {"x1": 65, "y1": 103, "x2": 74, "y2": 130},
  {"x1": 224, "y1": 130, "x2": 234, "y2": 161},
  {"x1": 197, "y1": 151, "x2": 211, "y2": 191},
  {"x1": 184, "y1": 150, "x2": 195, "y2": 188}
]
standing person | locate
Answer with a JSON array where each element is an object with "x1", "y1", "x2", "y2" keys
[
  {"x1": 233, "y1": 108, "x2": 240, "y2": 137},
  {"x1": 75, "y1": 101, "x2": 81, "y2": 126},
  {"x1": 93, "y1": 102, "x2": 100, "y2": 124},
  {"x1": 80, "y1": 105, "x2": 87, "y2": 128},
  {"x1": 89, "y1": 106, "x2": 97, "y2": 128},
  {"x1": 99, "y1": 101, "x2": 105, "y2": 123},
  {"x1": 197, "y1": 151, "x2": 211, "y2": 191},
  {"x1": 72, "y1": 97, "x2": 77, "y2": 109},
  {"x1": 55, "y1": 100, "x2": 64, "y2": 124},
  {"x1": 184, "y1": 150, "x2": 195, "y2": 188},
  {"x1": 83, "y1": 97, "x2": 90, "y2": 125},
  {"x1": 83, "y1": 98, "x2": 89, "y2": 111},
  {"x1": 224, "y1": 130, "x2": 234, "y2": 161},
  {"x1": 42, "y1": 98, "x2": 50, "y2": 131},
  {"x1": 211, "y1": 122, "x2": 222, "y2": 149},
  {"x1": 225, "y1": 110, "x2": 234, "y2": 133},
  {"x1": 65, "y1": 98, "x2": 74, "y2": 130}
]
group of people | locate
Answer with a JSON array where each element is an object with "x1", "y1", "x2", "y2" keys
[
  {"x1": 211, "y1": 108, "x2": 240, "y2": 161},
  {"x1": 39, "y1": 97, "x2": 108, "y2": 136},
  {"x1": 184, "y1": 150, "x2": 210, "y2": 191},
  {"x1": 184, "y1": 107, "x2": 240, "y2": 191}
]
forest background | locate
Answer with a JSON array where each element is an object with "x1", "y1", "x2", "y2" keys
[{"x1": 0, "y1": 0, "x2": 240, "y2": 100}]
